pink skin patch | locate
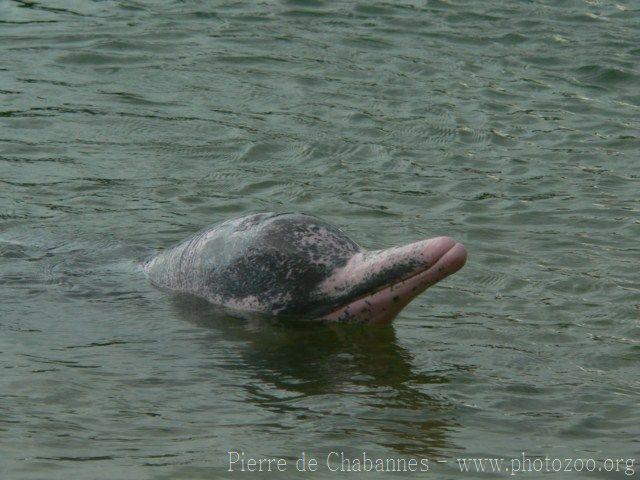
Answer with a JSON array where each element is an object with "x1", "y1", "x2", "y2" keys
[{"x1": 321, "y1": 237, "x2": 467, "y2": 325}]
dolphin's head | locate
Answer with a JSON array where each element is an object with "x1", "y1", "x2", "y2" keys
[
  {"x1": 220, "y1": 213, "x2": 467, "y2": 324},
  {"x1": 146, "y1": 212, "x2": 467, "y2": 324}
]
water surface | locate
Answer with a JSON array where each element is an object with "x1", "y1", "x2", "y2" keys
[{"x1": 1, "y1": 0, "x2": 639, "y2": 478}]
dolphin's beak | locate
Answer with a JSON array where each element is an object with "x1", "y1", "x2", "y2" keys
[{"x1": 319, "y1": 237, "x2": 467, "y2": 324}]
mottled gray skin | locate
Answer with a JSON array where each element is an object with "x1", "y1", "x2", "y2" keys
[{"x1": 144, "y1": 212, "x2": 423, "y2": 319}]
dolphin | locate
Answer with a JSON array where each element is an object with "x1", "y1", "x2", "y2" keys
[{"x1": 144, "y1": 212, "x2": 467, "y2": 324}]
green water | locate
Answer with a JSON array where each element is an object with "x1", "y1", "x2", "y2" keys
[{"x1": 1, "y1": 0, "x2": 638, "y2": 478}]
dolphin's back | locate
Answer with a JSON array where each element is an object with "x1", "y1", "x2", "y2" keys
[{"x1": 144, "y1": 212, "x2": 360, "y2": 315}]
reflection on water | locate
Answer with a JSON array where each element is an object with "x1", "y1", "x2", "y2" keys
[{"x1": 175, "y1": 296, "x2": 456, "y2": 459}]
